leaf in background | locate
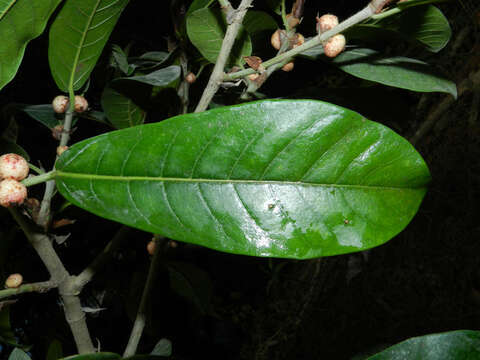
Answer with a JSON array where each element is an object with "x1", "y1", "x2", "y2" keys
[
  {"x1": 166, "y1": 261, "x2": 213, "y2": 314},
  {"x1": 16, "y1": 104, "x2": 59, "y2": 129},
  {"x1": 111, "y1": 44, "x2": 131, "y2": 75},
  {"x1": 0, "y1": 306, "x2": 17, "y2": 347},
  {"x1": 266, "y1": 0, "x2": 282, "y2": 15},
  {"x1": 187, "y1": 0, "x2": 215, "y2": 15},
  {"x1": 348, "y1": 6, "x2": 451, "y2": 53},
  {"x1": 243, "y1": 11, "x2": 278, "y2": 53},
  {"x1": 101, "y1": 87, "x2": 146, "y2": 129},
  {"x1": 112, "y1": 66, "x2": 181, "y2": 88},
  {"x1": 60, "y1": 353, "x2": 120, "y2": 360},
  {"x1": 78, "y1": 110, "x2": 113, "y2": 127},
  {"x1": 8, "y1": 349, "x2": 31, "y2": 360},
  {"x1": 332, "y1": 48, "x2": 457, "y2": 98},
  {"x1": 54, "y1": 100, "x2": 431, "y2": 259},
  {"x1": 367, "y1": 330, "x2": 480, "y2": 359},
  {"x1": 151, "y1": 338, "x2": 172, "y2": 357},
  {"x1": 46, "y1": 339, "x2": 63, "y2": 360},
  {"x1": 0, "y1": 138, "x2": 29, "y2": 160},
  {"x1": 48, "y1": 0, "x2": 129, "y2": 92},
  {"x1": 186, "y1": 8, "x2": 252, "y2": 65},
  {"x1": 0, "y1": 0, "x2": 62, "y2": 91}
]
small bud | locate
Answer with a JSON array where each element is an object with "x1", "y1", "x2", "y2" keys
[
  {"x1": 281, "y1": 62, "x2": 294, "y2": 72},
  {"x1": 169, "y1": 240, "x2": 178, "y2": 248},
  {"x1": 247, "y1": 73, "x2": 260, "y2": 81},
  {"x1": 185, "y1": 72, "x2": 196, "y2": 84},
  {"x1": 244, "y1": 56, "x2": 263, "y2": 71},
  {"x1": 270, "y1": 29, "x2": 286, "y2": 50},
  {"x1": 316, "y1": 14, "x2": 339, "y2": 34},
  {"x1": 147, "y1": 240, "x2": 156, "y2": 255},
  {"x1": 56, "y1": 146, "x2": 69, "y2": 157},
  {"x1": 286, "y1": 13, "x2": 300, "y2": 28},
  {"x1": 52, "y1": 95, "x2": 69, "y2": 114},
  {"x1": 74, "y1": 95, "x2": 89, "y2": 113},
  {"x1": 323, "y1": 34, "x2": 346, "y2": 58},
  {"x1": 0, "y1": 153, "x2": 29, "y2": 181},
  {"x1": 292, "y1": 33, "x2": 305, "y2": 48},
  {"x1": 0, "y1": 179, "x2": 27, "y2": 207},
  {"x1": 52, "y1": 125, "x2": 64, "y2": 140},
  {"x1": 5, "y1": 273, "x2": 23, "y2": 288}
]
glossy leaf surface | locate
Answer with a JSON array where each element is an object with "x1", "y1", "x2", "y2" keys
[
  {"x1": 0, "y1": 0, "x2": 62, "y2": 91},
  {"x1": 48, "y1": 0, "x2": 129, "y2": 92},
  {"x1": 367, "y1": 330, "x2": 480, "y2": 359},
  {"x1": 348, "y1": 6, "x2": 451, "y2": 52},
  {"x1": 186, "y1": 8, "x2": 252, "y2": 64},
  {"x1": 55, "y1": 100, "x2": 430, "y2": 259},
  {"x1": 332, "y1": 48, "x2": 457, "y2": 98},
  {"x1": 101, "y1": 87, "x2": 146, "y2": 129},
  {"x1": 112, "y1": 66, "x2": 181, "y2": 88}
]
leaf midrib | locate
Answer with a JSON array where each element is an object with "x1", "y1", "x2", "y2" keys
[
  {"x1": 68, "y1": 0, "x2": 101, "y2": 90},
  {"x1": 55, "y1": 171, "x2": 425, "y2": 191}
]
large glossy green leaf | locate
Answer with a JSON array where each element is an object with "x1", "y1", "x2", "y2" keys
[
  {"x1": 187, "y1": 0, "x2": 214, "y2": 15},
  {"x1": 348, "y1": 6, "x2": 451, "y2": 52},
  {"x1": 367, "y1": 330, "x2": 480, "y2": 359},
  {"x1": 186, "y1": 8, "x2": 252, "y2": 65},
  {"x1": 101, "y1": 87, "x2": 146, "y2": 129},
  {"x1": 48, "y1": 0, "x2": 129, "y2": 92},
  {"x1": 332, "y1": 48, "x2": 457, "y2": 98},
  {"x1": 54, "y1": 100, "x2": 430, "y2": 259},
  {"x1": 0, "y1": 0, "x2": 62, "y2": 91}
]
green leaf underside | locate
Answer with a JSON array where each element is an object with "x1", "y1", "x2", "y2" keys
[
  {"x1": 112, "y1": 65, "x2": 181, "y2": 87},
  {"x1": 186, "y1": 8, "x2": 252, "y2": 64},
  {"x1": 0, "y1": 0, "x2": 62, "y2": 91},
  {"x1": 333, "y1": 48, "x2": 457, "y2": 98},
  {"x1": 350, "y1": 5, "x2": 451, "y2": 53},
  {"x1": 367, "y1": 330, "x2": 480, "y2": 359},
  {"x1": 101, "y1": 87, "x2": 146, "y2": 129},
  {"x1": 55, "y1": 100, "x2": 430, "y2": 259},
  {"x1": 48, "y1": 0, "x2": 129, "y2": 92},
  {"x1": 60, "y1": 353, "x2": 120, "y2": 360}
]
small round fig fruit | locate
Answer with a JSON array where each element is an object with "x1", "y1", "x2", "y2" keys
[
  {"x1": 0, "y1": 179, "x2": 27, "y2": 207},
  {"x1": 185, "y1": 72, "x2": 196, "y2": 84},
  {"x1": 147, "y1": 240, "x2": 156, "y2": 255},
  {"x1": 74, "y1": 95, "x2": 89, "y2": 113},
  {"x1": 270, "y1": 29, "x2": 286, "y2": 50},
  {"x1": 0, "y1": 153, "x2": 29, "y2": 181},
  {"x1": 323, "y1": 34, "x2": 346, "y2": 58},
  {"x1": 52, "y1": 95, "x2": 69, "y2": 114},
  {"x1": 56, "y1": 146, "x2": 69, "y2": 157},
  {"x1": 281, "y1": 62, "x2": 294, "y2": 72},
  {"x1": 292, "y1": 33, "x2": 305, "y2": 48},
  {"x1": 5, "y1": 273, "x2": 23, "y2": 288},
  {"x1": 317, "y1": 14, "x2": 339, "y2": 34}
]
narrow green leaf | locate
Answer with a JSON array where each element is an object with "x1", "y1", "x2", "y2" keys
[
  {"x1": 186, "y1": 8, "x2": 252, "y2": 65},
  {"x1": 112, "y1": 66, "x2": 181, "y2": 88},
  {"x1": 16, "y1": 104, "x2": 59, "y2": 129},
  {"x1": 367, "y1": 330, "x2": 480, "y2": 359},
  {"x1": 348, "y1": 6, "x2": 451, "y2": 52},
  {"x1": 167, "y1": 261, "x2": 213, "y2": 314},
  {"x1": 101, "y1": 87, "x2": 146, "y2": 129},
  {"x1": 8, "y1": 349, "x2": 31, "y2": 360},
  {"x1": 111, "y1": 44, "x2": 130, "y2": 75},
  {"x1": 48, "y1": 0, "x2": 129, "y2": 92},
  {"x1": 60, "y1": 353, "x2": 120, "y2": 360},
  {"x1": 54, "y1": 100, "x2": 430, "y2": 259},
  {"x1": 46, "y1": 339, "x2": 63, "y2": 360},
  {"x1": 332, "y1": 48, "x2": 457, "y2": 98},
  {"x1": 0, "y1": 0, "x2": 62, "y2": 91}
]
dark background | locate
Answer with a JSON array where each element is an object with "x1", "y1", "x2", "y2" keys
[{"x1": 0, "y1": 0, "x2": 479, "y2": 359}]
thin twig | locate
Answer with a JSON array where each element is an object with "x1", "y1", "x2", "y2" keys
[
  {"x1": 73, "y1": 226, "x2": 132, "y2": 292},
  {"x1": 8, "y1": 208, "x2": 95, "y2": 354},
  {"x1": 194, "y1": 0, "x2": 254, "y2": 112},
  {"x1": 224, "y1": 0, "x2": 389, "y2": 82},
  {"x1": 123, "y1": 238, "x2": 167, "y2": 357},
  {"x1": 0, "y1": 280, "x2": 56, "y2": 300}
]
